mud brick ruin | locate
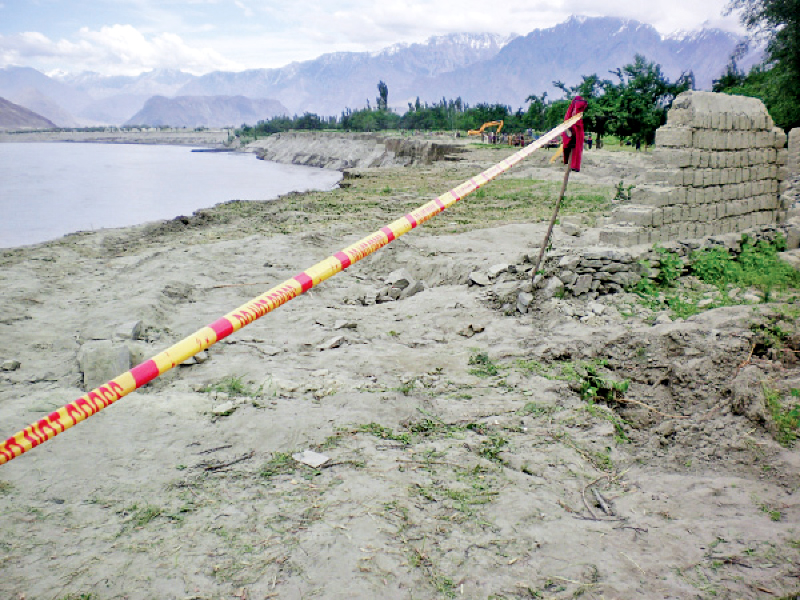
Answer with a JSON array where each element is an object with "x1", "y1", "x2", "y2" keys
[{"x1": 600, "y1": 90, "x2": 791, "y2": 247}]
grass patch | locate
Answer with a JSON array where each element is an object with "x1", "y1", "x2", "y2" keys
[
  {"x1": 203, "y1": 375, "x2": 264, "y2": 398},
  {"x1": 692, "y1": 235, "x2": 800, "y2": 300},
  {"x1": 468, "y1": 351, "x2": 500, "y2": 377},
  {"x1": 763, "y1": 385, "x2": 800, "y2": 447},
  {"x1": 260, "y1": 451, "x2": 297, "y2": 479},
  {"x1": 119, "y1": 504, "x2": 164, "y2": 528},
  {"x1": 517, "y1": 401, "x2": 557, "y2": 417},
  {"x1": 633, "y1": 236, "x2": 800, "y2": 319}
]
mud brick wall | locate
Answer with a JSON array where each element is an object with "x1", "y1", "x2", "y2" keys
[
  {"x1": 600, "y1": 91, "x2": 787, "y2": 247},
  {"x1": 783, "y1": 128, "x2": 800, "y2": 216}
]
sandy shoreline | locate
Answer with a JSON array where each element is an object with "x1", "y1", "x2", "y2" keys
[
  {"x1": 0, "y1": 128, "x2": 233, "y2": 146},
  {"x1": 1, "y1": 141, "x2": 798, "y2": 599}
]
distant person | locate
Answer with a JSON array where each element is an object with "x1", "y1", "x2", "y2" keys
[{"x1": 586, "y1": 132, "x2": 593, "y2": 150}]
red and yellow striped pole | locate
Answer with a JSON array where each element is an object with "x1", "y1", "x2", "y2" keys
[{"x1": 0, "y1": 114, "x2": 582, "y2": 466}]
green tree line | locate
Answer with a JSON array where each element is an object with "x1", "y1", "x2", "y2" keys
[{"x1": 237, "y1": 53, "x2": 690, "y2": 146}]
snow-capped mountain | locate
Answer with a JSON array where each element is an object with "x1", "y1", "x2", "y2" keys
[{"x1": 0, "y1": 17, "x2": 759, "y2": 127}]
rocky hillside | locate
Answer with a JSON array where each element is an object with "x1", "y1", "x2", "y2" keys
[
  {"x1": 125, "y1": 95, "x2": 289, "y2": 128},
  {"x1": 178, "y1": 17, "x2": 758, "y2": 115},
  {"x1": 0, "y1": 96, "x2": 56, "y2": 130}
]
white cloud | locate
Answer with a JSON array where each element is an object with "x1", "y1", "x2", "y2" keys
[
  {"x1": 234, "y1": 0, "x2": 254, "y2": 18},
  {"x1": 0, "y1": 0, "x2": 748, "y2": 76},
  {"x1": 0, "y1": 24, "x2": 241, "y2": 75}
]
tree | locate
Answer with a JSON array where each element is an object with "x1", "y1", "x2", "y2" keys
[
  {"x1": 376, "y1": 81, "x2": 389, "y2": 111},
  {"x1": 599, "y1": 54, "x2": 690, "y2": 146},
  {"x1": 723, "y1": 0, "x2": 800, "y2": 128},
  {"x1": 712, "y1": 58, "x2": 747, "y2": 91}
]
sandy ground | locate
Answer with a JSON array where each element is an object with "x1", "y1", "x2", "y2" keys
[{"x1": 0, "y1": 141, "x2": 799, "y2": 600}]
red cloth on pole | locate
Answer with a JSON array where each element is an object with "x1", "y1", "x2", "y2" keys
[{"x1": 561, "y1": 96, "x2": 588, "y2": 172}]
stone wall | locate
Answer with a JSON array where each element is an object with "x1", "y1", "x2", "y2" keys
[
  {"x1": 600, "y1": 91, "x2": 787, "y2": 247},
  {"x1": 472, "y1": 227, "x2": 793, "y2": 313}
]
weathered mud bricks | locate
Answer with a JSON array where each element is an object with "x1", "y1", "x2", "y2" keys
[
  {"x1": 600, "y1": 91, "x2": 788, "y2": 247},
  {"x1": 784, "y1": 128, "x2": 800, "y2": 216}
]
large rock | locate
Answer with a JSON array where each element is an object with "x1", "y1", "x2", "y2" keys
[{"x1": 77, "y1": 341, "x2": 132, "y2": 391}]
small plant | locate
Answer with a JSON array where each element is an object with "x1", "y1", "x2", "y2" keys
[
  {"x1": 653, "y1": 246, "x2": 683, "y2": 288},
  {"x1": 613, "y1": 179, "x2": 634, "y2": 202},
  {"x1": 517, "y1": 401, "x2": 557, "y2": 417},
  {"x1": 577, "y1": 362, "x2": 629, "y2": 403},
  {"x1": 763, "y1": 385, "x2": 800, "y2": 447},
  {"x1": 357, "y1": 422, "x2": 411, "y2": 444},
  {"x1": 204, "y1": 375, "x2": 263, "y2": 398},
  {"x1": 468, "y1": 351, "x2": 500, "y2": 377},
  {"x1": 119, "y1": 504, "x2": 163, "y2": 527},
  {"x1": 758, "y1": 500, "x2": 782, "y2": 522},
  {"x1": 477, "y1": 433, "x2": 508, "y2": 463},
  {"x1": 261, "y1": 451, "x2": 297, "y2": 479}
]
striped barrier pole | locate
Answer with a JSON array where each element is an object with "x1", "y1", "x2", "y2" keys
[{"x1": 0, "y1": 113, "x2": 582, "y2": 466}]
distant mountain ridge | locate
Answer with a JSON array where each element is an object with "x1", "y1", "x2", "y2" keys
[
  {"x1": 0, "y1": 16, "x2": 760, "y2": 128},
  {"x1": 0, "y1": 96, "x2": 56, "y2": 130},
  {"x1": 126, "y1": 95, "x2": 289, "y2": 128}
]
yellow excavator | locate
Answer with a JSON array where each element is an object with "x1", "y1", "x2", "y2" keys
[{"x1": 467, "y1": 120, "x2": 503, "y2": 136}]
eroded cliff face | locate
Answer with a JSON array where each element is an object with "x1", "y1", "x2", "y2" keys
[{"x1": 248, "y1": 131, "x2": 465, "y2": 170}]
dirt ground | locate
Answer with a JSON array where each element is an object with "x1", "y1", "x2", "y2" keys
[{"x1": 0, "y1": 141, "x2": 799, "y2": 600}]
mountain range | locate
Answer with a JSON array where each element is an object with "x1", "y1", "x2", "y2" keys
[
  {"x1": 0, "y1": 16, "x2": 761, "y2": 129},
  {"x1": 0, "y1": 96, "x2": 56, "y2": 130}
]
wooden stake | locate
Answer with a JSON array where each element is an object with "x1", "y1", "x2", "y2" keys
[{"x1": 532, "y1": 161, "x2": 572, "y2": 282}]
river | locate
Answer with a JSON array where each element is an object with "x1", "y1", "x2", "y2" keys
[{"x1": 0, "y1": 143, "x2": 341, "y2": 248}]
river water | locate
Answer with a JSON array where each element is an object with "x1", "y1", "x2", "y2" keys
[{"x1": 0, "y1": 143, "x2": 341, "y2": 248}]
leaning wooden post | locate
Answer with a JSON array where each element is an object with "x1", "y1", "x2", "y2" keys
[{"x1": 531, "y1": 160, "x2": 572, "y2": 281}]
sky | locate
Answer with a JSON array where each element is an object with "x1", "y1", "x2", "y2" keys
[{"x1": 0, "y1": 0, "x2": 747, "y2": 77}]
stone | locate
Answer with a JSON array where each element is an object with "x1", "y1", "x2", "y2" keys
[
  {"x1": 560, "y1": 222, "x2": 582, "y2": 236},
  {"x1": 517, "y1": 291, "x2": 534, "y2": 309},
  {"x1": 558, "y1": 271, "x2": 577, "y2": 286},
  {"x1": 493, "y1": 280, "x2": 520, "y2": 303},
  {"x1": 292, "y1": 450, "x2": 330, "y2": 469},
  {"x1": 653, "y1": 313, "x2": 673, "y2": 325},
  {"x1": 558, "y1": 255, "x2": 581, "y2": 270},
  {"x1": 488, "y1": 263, "x2": 510, "y2": 279},
  {"x1": 211, "y1": 401, "x2": 236, "y2": 416},
  {"x1": 334, "y1": 320, "x2": 358, "y2": 330},
  {"x1": 588, "y1": 302, "x2": 606, "y2": 315},
  {"x1": 539, "y1": 277, "x2": 565, "y2": 300},
  {"x1": 385, "y1": 268, "x2": 413, "y2": 289},
  {"x1": 77, "y1": 341, "x2": 132, "y2": 391},
  {"x1": 458, "y1": 323, "x2": 486, "y2": 338},
  {"x1": 571, "y1": 274, "x2": 593, "y2": 296},
  {"x1": 181, "y1": 350, "x2": 210, "y2": 366},
  {"x1": 469, "y1": 271, "x2": 491, "y2": 286},
  {"x1": 1, "y1": 359, "x2": 21, "y2": 371},
  {"x1": 115, "y1": 321, "x2": 143, "y2": 340},
  {"x1": 277, "y1": 380, "x2": 301, "y2": 392},
  {"x1": 318, "y1": 336, "x2": 346, "y2": 351},
  {"x1": 399, "y1": 279, "x2": 425, "y2": 300}
]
